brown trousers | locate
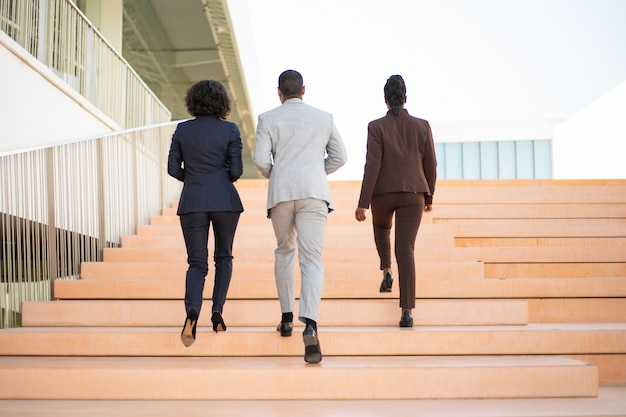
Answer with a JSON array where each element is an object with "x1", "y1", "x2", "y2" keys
[{"x1": 371, "y1": 192, "x2": 425, "y2": 309}]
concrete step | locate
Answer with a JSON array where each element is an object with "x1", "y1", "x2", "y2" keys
[
  {"x1": 163, "y1": 201, "x2": 626, "y2": 219},
  {"x1": 142, "y1": 217, "x2": 626, "y2": 240},
  {"x1": 2, "y1": 386, "x2": 626, "y2": 417},
  {"x1": 457, "y1": 237, "x2": 626, "y2": 247},
  {"x1": 434, "y1": 218, "x2": 626, "y2": 226},
  {"x1": 430, "y1": 203, "x2": 626, "y2": 219},
  {"x1": 425, "y1": 184, "x2": 626, "y2": 204},
  {"x1": 78, "y1": 258, "x2": 625, "y2": 281},
  {"x1": 101, "y1": 246, "x2": 626, "y2": 263},
  {"x1": 1, "y1": 323, "x2": 624, "y2": 357},
  {"x1": 246, "y1": 180, "x2": 626, "y2": 204},
  {"x1": 123, "y1": 234, "x2": 626, "y2": 250},
  {"x1": 20, "y1": 298, "x2": 528, "y2": 327},
  {"x1": 149, "y1": 212, "x2": 440, "y2": 226},
  {"x1": 54, "y1": 277, "x2": 626, "y2": 300},
  {"x1": 43, "y1": 288, "x2": 626, "y2": 324},
  {"x1": 485, "y1": 262, "x2": 626, "y2": 278},
  {"x1": 121, "y1": 233, "x2": 455, "y2": 249},
  {"x1": 138, "y1": 222, "x2": 626, "y2": 244},
  {"x1": 0, "y1": 356, "x2": 598, "y2": 400},
  {"x1": 529, "y1": 298, "x2": 626, "y2": 323},
  {"x1": 445, "y1": 222, "x2": 626, "y2": 238},
  {"x1": 238, "y1": 180, "x2": 626, "y2": 202},
  {"x1": 79, "y1": 260, "x2": 485, "y2": 280},
  {"x1": 216, "y1": 201, "x2": 626, "y2": 220},
  {"x1": 4, "y1": 178, "x2": 625, "y2": 407},
  {"x1": 137, "y1": 222, "x2": 449, "y2": 236}
]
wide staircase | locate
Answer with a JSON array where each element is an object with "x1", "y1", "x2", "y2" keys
[{"x1": 1, "y1": 179, "x2": 625, "y2": 416}]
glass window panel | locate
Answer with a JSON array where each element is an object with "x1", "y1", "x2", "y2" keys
[
  {"x1": 516, "y1": 140, "x2": 535, "y2": 179},
  {"x1": 498, "y1": 141, "x2": 516, "y2": 179},
  {"x1": 445, "y1": 143, "x2": 463, "y2": 179},
  {"x1": 462, "y1": 142, "x2": 481, "y2": 179},
  {"x1": 435, "y1": 143, "x2": 446, "y2": 180},
  {"x1": 480, "y1": 142, "x2": 498, "y2": 179},
  {"x1": 534, "y1": 140, "x2": 552, "y2": 179}
]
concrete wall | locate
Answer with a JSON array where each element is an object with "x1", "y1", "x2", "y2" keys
[
  {"x1": 0, "y1": 31, "x2": 119, "y2": 155},
  {"x1": 552, "y1": 80, "x2": 626, "y2": 179}
]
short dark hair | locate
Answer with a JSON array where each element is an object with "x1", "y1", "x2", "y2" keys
[
  {"x1": 278, "y1": 70, "x2": 303, "y2": 98},
  {"x1": 184, "y1": 80, "x2": 231, "y2": 119},
  {"x1": 384, "y1": 75, "x2": 407, "y2": 115}
]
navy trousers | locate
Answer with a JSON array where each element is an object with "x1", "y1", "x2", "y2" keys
[{"x1": 179, "y1": 211, "x2": 240, "y2": 317}]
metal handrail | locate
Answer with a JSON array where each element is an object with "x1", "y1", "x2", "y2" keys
[
  {"x1": 0, "y1": 0, "x2": 181, "y2": 327},
  {"x1": 0, "y1": 0, "x2": 171, "y2": 128},
  {"x1": 0, "y1": 123, "x2": 182, "y2": 328}
]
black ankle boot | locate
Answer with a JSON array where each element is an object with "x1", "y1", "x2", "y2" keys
[{"x1": 399, "y1": 309, "x2": 413, "y2": 328}]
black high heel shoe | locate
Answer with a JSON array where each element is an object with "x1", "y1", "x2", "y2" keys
[
  {"x1": 379, "y1": 271, "x2": 393, "y2": 293},
  {"x1": 181, "y1": 310, "x2": 198, "y2": 347},
  {"x1": 211, "y1": 311, "x2": 227, "y2": 333}
]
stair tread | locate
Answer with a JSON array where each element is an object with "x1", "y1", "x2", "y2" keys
[
  {"x1": 137, "y1": 221, "x2": 626, "y2": 237},
  {"x1": 20, "y1": 298, "x2": 529, "y2": 327},
  {"x1": 3, "y1": 179, "x2": 625, "y2": 401},
  {"x1": 1, "y1": 386, "x2": 626, "y2": 417},
  {"x1": 102, "y1": 245, "x2": 626, "y2": 263},
  {"x1": 3, "y1": 324, "x2": 623, "y2": 357},
  {"x1": 78, "y1": 259, "x2": 485, "y2": 280},
  {"x1": 0, "y1": 355, "x2": 598, "y2": 400},
  {"x1": 0, "y1": 354, "x2": 594, "y2": 368},
  {"x1": 54, "y1": 277, "x2": 626, "y2": 299},
  {"x1": 7, "y1": 322, "x2": 626, "y2": 332}
]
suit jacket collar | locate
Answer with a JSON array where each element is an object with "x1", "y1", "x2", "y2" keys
[
  {"x1": 386, "y1": 108, "x2": 409, "y2": 117},
  {"x1": 283, "y1": 98, "x2": 303, "y2": 105}
]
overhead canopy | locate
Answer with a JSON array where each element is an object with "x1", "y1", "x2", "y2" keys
[{"x1": 121, "y1": 0, "x2": 257, "y2": 177}]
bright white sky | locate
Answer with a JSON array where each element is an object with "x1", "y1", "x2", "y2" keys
[{"x1": 225, "y1": 0, "x2": 626, "y2": 179}]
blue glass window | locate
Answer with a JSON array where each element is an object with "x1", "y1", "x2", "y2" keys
[
  {"x1": 480, "y1": 142, "x2": 499, "y2": 179},
  {"x1": 435, "y1": 140, "x2": 552, "y2": 179}
]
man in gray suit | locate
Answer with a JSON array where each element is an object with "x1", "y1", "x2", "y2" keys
[{"x1": 253, "y1": 70, "x2": 347, "y2": 364}]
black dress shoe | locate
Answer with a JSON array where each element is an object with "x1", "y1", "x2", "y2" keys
[
  {"x1": 379, "y1": 272, "x2": 393, "y2": 293},
  {"x1": 181, "y1": 310, "x2": 198, "y2": 347},
  {"x1": 303, "y1": 324, "x2": 322, "y2": 364},
  {"x1": 211, "y1": 311, "x2": 227, "y2": 333},
  {"x1": 276, "y1": 312, "x2": 293, "y2": 337},
  {"x1": 399, "y1": 309, "x2": 413, "y2": 328},
  {"x1": 277, "y1": 321, "x2": 293, "y2": 337}
]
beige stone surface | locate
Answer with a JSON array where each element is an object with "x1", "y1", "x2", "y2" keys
[
  {"x1": 0, "y1": 388, "x2": 624, "y2": 417},
  {"x1": 2, "y1": 179, "x2": 625, "y2": 406},
  {"x1": 0, "y1": 356, "x2": 598, "y2": 400}
]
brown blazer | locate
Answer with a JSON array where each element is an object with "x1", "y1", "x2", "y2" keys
[{"x1": 358, "y1": 109, "x2": 437, "y2": 209}]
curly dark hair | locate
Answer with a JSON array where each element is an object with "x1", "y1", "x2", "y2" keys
[
  {"x1": 384, "y1": 75, "x2": 407, "y2": 115},
  {"x1": 184, "y1": 80, "x2": 231, "y2": 119}
]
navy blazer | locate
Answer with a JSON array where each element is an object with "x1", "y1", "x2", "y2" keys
[{"x1": 167, "y1": 115, "x2": 244, "y2": 215}]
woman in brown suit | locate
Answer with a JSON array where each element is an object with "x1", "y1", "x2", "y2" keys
[{"x1": 355, "y1": 75, "x2": 437, "y2": 327}]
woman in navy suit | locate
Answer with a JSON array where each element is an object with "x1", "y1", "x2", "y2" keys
[{"x1": 167, "y1": 80, "x2": 244, "y2": 347}]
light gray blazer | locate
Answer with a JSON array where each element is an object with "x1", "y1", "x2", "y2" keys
[{"x1": 253, "y1": 98, "x2": 347, "y2": 215}]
